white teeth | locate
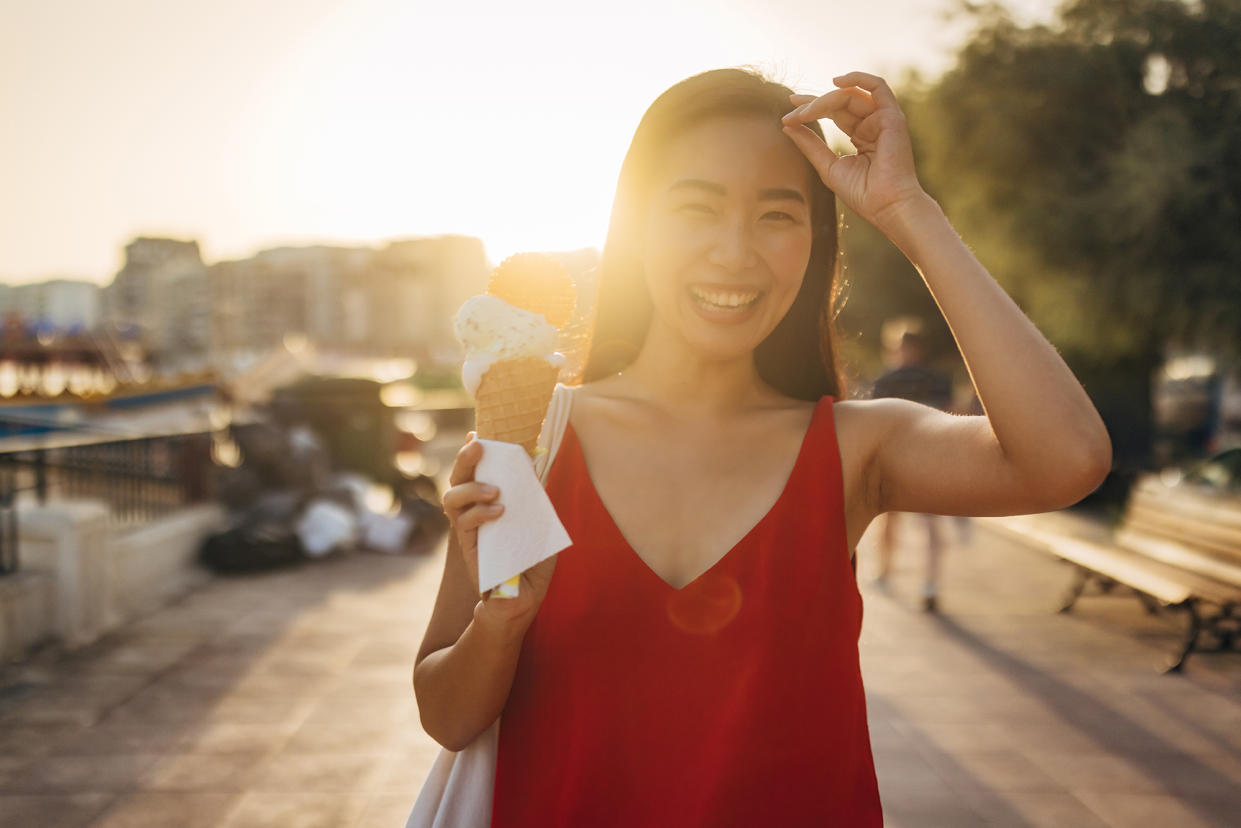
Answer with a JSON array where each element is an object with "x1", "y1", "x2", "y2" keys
[{"x1": 689, "y1": 286, "x2": 760, "y2": 308}]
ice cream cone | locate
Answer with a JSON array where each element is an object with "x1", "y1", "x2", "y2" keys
[{"x1": 474, "y1": 355, "x2": 560, "y2": 457}]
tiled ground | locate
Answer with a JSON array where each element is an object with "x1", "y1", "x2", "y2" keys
[{"x1": 0, "y1": 511, "x2": 1238, "y2": 827}]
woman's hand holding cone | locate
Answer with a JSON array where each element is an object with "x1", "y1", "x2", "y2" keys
[{"x1": 442, "y1": 432, "x2": 557, "y2": 632}]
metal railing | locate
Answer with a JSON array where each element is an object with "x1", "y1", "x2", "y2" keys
[{"x1": 0, "y1": 431, "x2": 216, "y2": 575}]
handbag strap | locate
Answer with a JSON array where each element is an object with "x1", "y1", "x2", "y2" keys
[{"x1": 533, "y1": 382, "x2": 573, "y2": 486}]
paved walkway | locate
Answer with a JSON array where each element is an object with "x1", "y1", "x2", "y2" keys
[{"x1": 1, "y1": 513, "x2": 1239, "y2": 827}]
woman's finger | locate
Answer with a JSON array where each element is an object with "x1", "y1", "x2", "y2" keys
[
  {"x1": 781, "y1": 122, "x2": 842, "y2": 179},
  {"x1": 457, "y1": 502, "x2": 505, "y2": 534},
  {"x1": 449, "y1": 439, "x2": 483, "y2": 487},
  {"x1": 832, "y1": 71, "x2": 902, "y2": 114},
  {"x1": 783, "y1": 88, "x2": 874, "y2": 126},
  {"x1": 441, "y1": 481, "x2": 499, "y2": 516}
]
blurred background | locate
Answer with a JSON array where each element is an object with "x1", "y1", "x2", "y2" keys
[{"x1": 2, "y1": 0, "x2": 1240, "y2": 825}]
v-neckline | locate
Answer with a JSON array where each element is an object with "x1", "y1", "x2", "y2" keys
[{"x1": 563, "y1": 397, "x2": 824, "y2": 592}]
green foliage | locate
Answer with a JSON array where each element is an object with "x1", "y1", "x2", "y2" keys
[
  {"x1": 929, "y1": 0, "x2": 1239, "y2": 356},
  {"x1": 837, "y1": 0, "x2": 1241, "y2": 469}
]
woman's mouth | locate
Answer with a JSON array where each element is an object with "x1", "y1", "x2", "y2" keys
[
  {"x1": 685, "y1": 283, "x2": 759, "y2": 325},
  {"x1": 688, "y1": 285, "x2": 761, "y2": 311}
]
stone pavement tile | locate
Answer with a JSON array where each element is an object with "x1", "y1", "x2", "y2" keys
[
  {"x1": 155, "y1": 650, "x2": 268, "y2": 689},
  {"x1": 864, "y1": 717, "x2": 909, "y2": 752},
  {"x1": 248, "y1": 751, "x2": 390, "y2": 793},
  {"x1": 334, "y1": 667, "x2": 416, "y2": 699},
  {"x1": 316, "y1": 682, "x2": 415, "y2": 711},
  {"x1": 219, "y1": 792, "x2": 371, "y2": 828},
  {"x1": 0, "y1": 677, "x2": 149, "y2": 728},
  {"x1": 872, "y1": 747, "x2": 956, "y2": 798},
  {"x1": 257, "y1": 633, "x2": 366, "y2": 666},
  {"x1": 882, "y1": 692, "x2": 1004, "y2": 724},
  {"x1": 65, "y1": 639, "x2": 200, "y2": 677},
  {"x1": 0, "y1": 793, "x2": 114, "y2": 828},
  {"x1": 348, "y1": 638, "x2": 421, "y2": 669},
  {"x1": 279, "y1": 720, "x2": 406, "y2": 756},
  {"x1": 356, "y1": 793, "x2": 417, "y2": 827},
  {"x1": 878, "y1": 788, "x2": 990, "y2": 827},
  {"x1": 297, "y1": 693, "x2": 418, "y2": 731},
  {"x1": 195, "y1": 694, "x2": 322, "y2": 728},
  {"x1": 371, "y1": 740, "x2": 448, "y2": 796},
  {"x1": 172, "y1": 720, "x2": 300, "y2": 754},
  {"x1": 1118, "y1": 749, "x2": 1241, "y2": 797},
  {"x1": 90, "y1": 791, "x2": 241, "y2": 827},
  {"x1": 1071, "y1": 788, "x2": 1240, "y2": 828},
  {"x1": 0, "y1": 722, "x2": 86, "y2": 756},
  {"x1": 0, "y1": 755, "x2": 35, "y2": 789},
  {"x1": 4, "y1": 753, "x2": 163, "y2": 794},
  {"x1": 916, "y1": 748, "x2": 1063, "y2": 793},
  {"x1": 1023, "y1": 750, "x2": 1160, "y2": 792},
  {"x1": 892, "y1": 719, "x2": 1016, "y2": 753},
  {"x1": 242, "y1": 649, "x2": 361, "y2": 681},
  {"x1": 999, "y1": 720, "x2": 1107, "y2": 754},
  {"x1": 139, "y1": 751, "x2": 270, "y2": 792},
  {"x1": 159, "y1": 660, "x2": 335, "y2": 696},
  {"x1": 100, "y1": 688, "x2": 317, "y2": 731},
  {"x1": 95, "y1": 684, "x2": 220, "y2": 727},
  {"x1": 952, "y1": 788, "x2": 1110, "y2": 828},
  {"x1": 45, "y1": 721, "x2": 187, "y2": 755}
]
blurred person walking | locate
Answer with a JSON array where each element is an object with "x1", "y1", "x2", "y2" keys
[{"x1": 867, "y1": 324, "x2": 967, "y2": 612}]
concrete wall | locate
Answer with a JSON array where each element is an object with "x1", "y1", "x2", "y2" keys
[{"x1": 0, "y1": 501, "x2": 224, "y2": 661}]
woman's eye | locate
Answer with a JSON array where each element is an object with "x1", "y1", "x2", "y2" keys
[
  {"x1": 765, "y1": 211, "x2": 795, "y2": 222},
  {"x1": 679, "y1": 203, "x2": 713, "y2": 214}
]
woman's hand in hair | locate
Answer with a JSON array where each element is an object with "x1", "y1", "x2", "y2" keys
[
  {"x1": 781, "y1": 71, "x2": 929, "y2": 236},
  {"x1": 441, "y1": 432, "x2": 557, "y2": 635}
]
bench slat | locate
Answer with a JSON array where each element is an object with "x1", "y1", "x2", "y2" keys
[
  {"x1": 1124, "y1": 509, "x2": 1241, "y2": 570},
  {"x1": 1115, "y1": 528, "x2": 1241, "y2": 597},
  {"x1": 989, "y1": 518, "x2": 1194, "y2": 605},
  {"x1": 1131, "y1": 478, "x2": 1241, "y2": 530}
]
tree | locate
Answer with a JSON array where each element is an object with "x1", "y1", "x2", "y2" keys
[{"x1": 841, "y1": 0, "x2": 1241, "y2": 478}]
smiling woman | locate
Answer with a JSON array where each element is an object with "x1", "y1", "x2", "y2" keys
[{"x1": 412, "y1": 63, "x2": 1110, "y2": 827}]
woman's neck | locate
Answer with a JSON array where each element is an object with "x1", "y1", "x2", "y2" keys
[{"x1": 615, "y1": 320, "x2": 773, "y2": 417}]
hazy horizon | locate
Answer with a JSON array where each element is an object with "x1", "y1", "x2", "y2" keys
[{"x1": 2, "y1": 0, "x2": 1057, "y2": 285}]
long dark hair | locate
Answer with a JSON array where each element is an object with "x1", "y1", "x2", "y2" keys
[{"x1": 579, "y1": 66, "x2": 850, "y2": 401}]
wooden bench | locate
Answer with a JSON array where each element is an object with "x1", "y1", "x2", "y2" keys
[{"x1": 989, "y1": 477, "x2": 1241, "y2": 673}]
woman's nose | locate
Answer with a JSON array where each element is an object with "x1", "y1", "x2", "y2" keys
[{"x1": 706, "y1": 220, "x2": 757, "y2": 271}]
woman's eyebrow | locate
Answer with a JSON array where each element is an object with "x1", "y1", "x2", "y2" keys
[{"x1": 668, "y1": 178, "x2": 806, "y2": 204}]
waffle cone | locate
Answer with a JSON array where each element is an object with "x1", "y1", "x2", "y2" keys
[{"x1": 474, "y1": 356, "x2": 560, "y2": 457}]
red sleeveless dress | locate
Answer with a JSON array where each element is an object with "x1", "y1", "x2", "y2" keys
[{"x1": 491, "y1": 395, "x2": 882, "y2": 826}]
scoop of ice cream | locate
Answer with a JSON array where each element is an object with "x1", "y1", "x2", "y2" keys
[
  {"x1": 454, "y1": 294, "x2": 558, "y2": 358},
  {"x1": 454, "y1": 294, "x2": 564, "y2": 396}
]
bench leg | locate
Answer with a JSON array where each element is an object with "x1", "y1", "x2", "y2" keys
[
  {"x1": 1135, "y1": 591, "x2": 1162, "y2": 616},
  {"x1": 1163, "y1": 599, "x2": 1202, "y2": 674},
  {"x1": 1201, "y1": 603, "x2": 1239, "y2": 652},
  {"x1": 1058, "y1": 567, "x2": 1091, "y2": 614}
]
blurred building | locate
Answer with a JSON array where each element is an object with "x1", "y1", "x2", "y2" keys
[
  {"x1": 75, "y1": 233, "x2": 600, "y2": 376},
  {"x1": 103, "y1": 237, "x2": 208, "y2": 361},
  {"x1": 207, "y1": 234, "x2": 492, "y2": 368},
  {"x1": 0, "y1": 279, "x2": 102, "y2": 331}
]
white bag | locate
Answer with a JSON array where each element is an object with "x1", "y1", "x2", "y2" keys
[{"x1": 405, "y1": 383, "x2": 574, "y2": 828}]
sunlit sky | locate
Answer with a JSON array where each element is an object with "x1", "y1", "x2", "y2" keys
[{"x1": 2, "y1": 0, "x2": 1055, "y2": 284}]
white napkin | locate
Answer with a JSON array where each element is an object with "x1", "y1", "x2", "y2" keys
[{"x1": 474, "y1": 438, "x2": 572, "y2": 594}]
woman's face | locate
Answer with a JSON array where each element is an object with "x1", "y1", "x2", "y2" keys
[{"x1": 639, "y1": 113, "x2": 815, "y2": 362}]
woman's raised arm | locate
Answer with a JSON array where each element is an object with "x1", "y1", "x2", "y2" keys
[
  {"x1": 862, "y1": 192, "x2": 1110, "y2": 516},
  {"x1": 782, "y1": 71, "x2": 1110, "y2": 517}
]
